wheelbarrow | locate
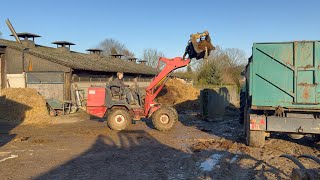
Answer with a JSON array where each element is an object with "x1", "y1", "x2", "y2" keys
[{"x1": 46, "y1": 98, "x2": 72, "y2": 117}]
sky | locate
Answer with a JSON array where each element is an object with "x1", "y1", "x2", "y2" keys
[{"x1": 0, "y1": 0, "x2": 319, "y2": 59}]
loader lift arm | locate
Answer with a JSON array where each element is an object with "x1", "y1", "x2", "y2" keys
[{"x1": 144, "y1": 57, "x2": 190, "y2": 116}]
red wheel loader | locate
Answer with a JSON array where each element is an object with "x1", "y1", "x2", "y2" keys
[
  {"x1": 86, "y1": 31, "x2": 213, "y2": 131},
  {"x1": 86, "y1": 57, "x2": 190, "y2": 131}
]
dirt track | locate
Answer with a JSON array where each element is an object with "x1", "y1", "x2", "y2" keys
[{"x1": 0, "y1": 111, "x2": 319, "y2": 179}]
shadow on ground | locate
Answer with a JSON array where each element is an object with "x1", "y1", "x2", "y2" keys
[
  {"x1": 35, "y1": 130, "x2": 195, "y2": 179},
  {"x1": 175, "y1": 89, "x2": 319, "y2": 149},
  {"x1": 0, "y1": 95, "x2": 31, "y2": 147},
  {"x1": 173, "y1": 87, "x2": 242, "y2": 144},
  {"x1": 34, "y1": 130, "x2": 285, "y2": 179}
]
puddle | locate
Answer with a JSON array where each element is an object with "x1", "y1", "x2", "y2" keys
[
  {"x1": 199, "y1": 153, "x2": 224, "y2": 171},
  {"x1": 230, "y1": 155, "x2": 238, "y2": 163}
]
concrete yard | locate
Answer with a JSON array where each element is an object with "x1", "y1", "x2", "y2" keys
[{"x1": 0, "y1": 111, "x2": 319, "y2": 179}]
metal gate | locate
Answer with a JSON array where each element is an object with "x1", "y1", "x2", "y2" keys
[
  {"x1": 26, "y1": 72, "x2": 64, "y2": 100},
  {"x1": 295, "y1": 42, "x2": 318, "y2": 104}
]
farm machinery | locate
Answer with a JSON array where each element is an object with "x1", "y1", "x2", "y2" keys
[
  {"x1": 86, "y1": 31, "x2": 213, "y2": 131},
  {"x1": 86, "y1": 57, "x2": 190, "y2": 131}
]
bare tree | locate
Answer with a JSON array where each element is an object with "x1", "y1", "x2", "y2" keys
[
  {"x1": 98, "y1": 38, "x2": 135, "y2": 57},
  {"x1": 189, "y1": 45, "x2": 225, "y2": 70},
  {"x1": 194, "y1": 46, "x2": 246, "y2": 86},
  {"x1": 224, "y1": 48, "x2": 246, "y2": 66},
  {"x1": 142, "y1": 48, "x2": 165, "y2": 68},
  {"x1": 0, "y1": 31, "x2": 2, "y2": 37}
]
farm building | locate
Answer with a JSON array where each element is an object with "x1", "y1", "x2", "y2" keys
[{"x1": 0, "y1": 33, "x2": 157, "y2": 102}]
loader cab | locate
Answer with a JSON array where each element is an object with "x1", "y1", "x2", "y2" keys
[{"x1": 105, "y1": 85, "x2": 131, "y2": 110}]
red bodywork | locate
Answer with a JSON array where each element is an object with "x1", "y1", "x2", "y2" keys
[
  {"x1": 86, "y1": 57, "x2": 190, "y2": 119},
  {"x1": 144, "y1": 57, "x2": 190, "y2": 117},
  {"x1": 87, "y1": 87, "x2": 107, "y2": 118}
]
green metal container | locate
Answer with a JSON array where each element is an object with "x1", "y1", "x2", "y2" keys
[
  {"x1": 249, "y1": 41, "x2": 320, "y2": 109},
  {"x1": 241, "y1": 41, "x2": 320, "y2": 147}
]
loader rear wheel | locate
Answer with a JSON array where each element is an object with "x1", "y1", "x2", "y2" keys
[
  {"x1": 152, "y1": 106, "x2": 178, "y2": 131},
  {"x1": 107, "y1": 109, "x2": 131, "y2": 131}
]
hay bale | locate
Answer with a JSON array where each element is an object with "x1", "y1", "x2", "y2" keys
[{"x1": 0, "y1": 88, "x2": 50, "y2": 124}]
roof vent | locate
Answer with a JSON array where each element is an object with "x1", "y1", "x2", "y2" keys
[
  {"x1": 128, "y1": 57, "x2": 137, "y2": 63},
  {"x1": 10, "y1": 32, "x2": 40, "y2": 48},
  {"x1": 138, "y1": 60, "x2": 147, "y2": 65},
  {"x1": 110, "y1": 48, "x2": 124, "y2": 59},
  {"x1": 86, "y1": 48, "x2": 103, "y2": 57},
  {"x1": 0, "y1": 44, "x2": 7, "y2": 54},
  {"x1": 52, "y1": 41, "x2": 75, "y2": 52}
]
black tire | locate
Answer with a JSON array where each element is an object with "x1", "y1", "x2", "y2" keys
[
  {"x1": 239, "y1": 91, "x2": 245, "y2": 124},
  {"x1": 152, "y1": 106, "x2": 178, "y2": 131},
  {"x1": 49, "y1": 109, "x2": 57, "y2": 117},
  {"x1": 244, "y1": 108, "x2": 265, "y2": 147},
  {"x1": 166, "y1": 106, "x2": 178, "y2": 118},
  {"x1": 107, "y1": 109, "x2": 131, "y2": 131},
  {"x1": 246, "y1": 128, "x2": 265, "y2": 148}
]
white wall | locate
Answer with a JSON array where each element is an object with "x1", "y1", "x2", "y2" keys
[{"x1": 7, "y1": 73, "x2": 26, "y2": 88}]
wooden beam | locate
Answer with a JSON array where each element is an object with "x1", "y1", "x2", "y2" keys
[
  {"x1": 64, "y1": 72, "x2": 72, "y2": 100},
  {"x1": 0, "y1": 54, "x2": 6, "y2": 89},
  {"x1": 0, "y1": 47, "x2": 6, "y2": 54}
]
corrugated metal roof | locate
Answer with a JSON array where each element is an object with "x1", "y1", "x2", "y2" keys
[{"x1": 0, "y1": 39, "x2": 158, "y2": 75}]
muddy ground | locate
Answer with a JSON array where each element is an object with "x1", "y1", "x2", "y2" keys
[{"x1": 0, "y1": 110, "x2": 319, "y2": 180}]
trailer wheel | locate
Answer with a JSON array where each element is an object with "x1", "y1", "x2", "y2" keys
[
  {"x1": 244, "y1": 109, "x2": 265, "y2": 147},
  {"x1": 152, "y1": 106, "x2": 178, "y2": 131},
  {"x1": 107, "y1": 109, "x2": 131, "y2": 131},
  {"x1": 246, "y1": 129, "x2": 265, "y2": 148}
]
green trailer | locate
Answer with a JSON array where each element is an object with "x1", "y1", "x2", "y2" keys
[{"x1": 240, "y1": 41, "x2": 320, "y2": 147}]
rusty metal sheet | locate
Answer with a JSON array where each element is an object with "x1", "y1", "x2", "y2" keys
[{"x1": 250, "y1": 41, "x2": 320, "y2": 108}]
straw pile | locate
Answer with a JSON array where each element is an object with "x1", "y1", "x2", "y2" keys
[
  {"x1": 0, "y1": 88, "x2": 49, "y2": 124},
  {"x1": 156, "y1": 78, "x2": 200, "y2": 111}
]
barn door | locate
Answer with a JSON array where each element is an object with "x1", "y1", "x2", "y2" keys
[
  {"x1": 26, "y1": 72, "x2": 64, "y2": 100},
  {"x1": 295, "y1": 42, "x2": 318, "y2": 104},
  {"x1": 0, "y1": 54, "x2": 5, "y2": 89}
]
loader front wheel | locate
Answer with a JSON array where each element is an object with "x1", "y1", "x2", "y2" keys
[
  {"x1": 107, "y1": 109, "x2": 131, "y2": 131},
  {"x1": 152, "y1": 106, "x2": 178, "y2": 131}
]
